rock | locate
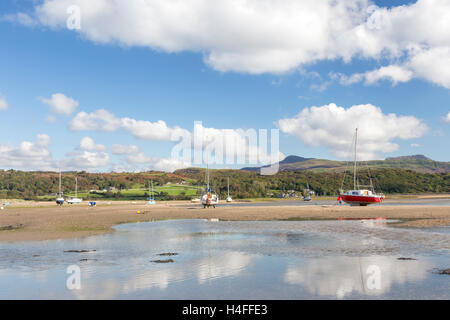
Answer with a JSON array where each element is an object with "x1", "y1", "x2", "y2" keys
[
  {"x1": 158, "y1": 252, "x2": 178, "y2": 256},
  {"x1": 0, "y1": 224, "x2": 24, "y2": 231},
  {"x1": 79, "y1": 258, "x2": 98, "y2": 262},
  {"x1": 151, "y1": 259, "x2": 174, "y2": 263},
  {"x1": 435, "y1": 268, "x2": 450, "y2": 275},
  {"x1": 64, "y1": 249, "x2": 97, "y2": 253},
  {"x1": 397, "y1": 257, "x2": 417, "y2": 260}
]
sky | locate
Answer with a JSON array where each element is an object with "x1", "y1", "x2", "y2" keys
[{"x1": 0, "y1": 0, "x2": 449, "y2": 172}]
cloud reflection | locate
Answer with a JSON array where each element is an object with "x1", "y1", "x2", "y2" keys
[{"x1": 284, "y1": 256, "x2": 430, "y2": 299}]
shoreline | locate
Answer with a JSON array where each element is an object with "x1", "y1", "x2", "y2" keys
[{"x1": 0, "y1": 200, "x2": 449, "y2": 242}]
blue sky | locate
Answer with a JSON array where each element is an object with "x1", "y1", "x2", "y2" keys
[{"x1": 0, "y1": 0, "x2": 449, "y2": 172}]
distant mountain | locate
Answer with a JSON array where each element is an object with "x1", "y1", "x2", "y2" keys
[
  {"x1": 385, "y1": 154, "x2": 431, "y2": 161},
  {"x1": 279, "y1": 155, "x2": 312, "y2": 164},
  {"x1": 241, "y1": 154, "x2": 450, "y2": 174}
]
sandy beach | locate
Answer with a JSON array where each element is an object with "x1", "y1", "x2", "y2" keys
[{"x1": 0, "y1": 200, "x2": 448, "y2": 242}]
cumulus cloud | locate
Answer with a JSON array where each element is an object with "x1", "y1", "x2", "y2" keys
[
  {"x1": 111, "y1": 144, "x2": 140, "y2": 155},
  {"x1": 444, "y1": 111, "x2": 450, "y2": 124},
  {"x1": 0, "y1": 134, "x2": 53, "y2": 170},
  {"x1": 8, "y1": 0, "x2": 450, "y2": 88},
  {"x1": 69, "y1": 109, "x2": 122, "y2": 131},
  {"x1": 0, "y1": 96, "x2": 8, "y2": 110},
  {"x1": 69, "y1": 109, "x2": 188, "y2": 141},
  {"x1": 152, "y1": 158, "x2": 192, "y2": 172},
  {"x1": 278, "y1": 103, "x2": 428, "y2": 160},
  {"x1": 39, "y1": 93, "x2": 79, "y2": 115},
  {"x1": 61, "y1": 151, "x2": 110, "y2": 170},
  {"x1": 78, "y1": 136, "x2": 106, "y2": 151},
  {"x1": 332, "y1": 65, "x2": 414, "y2": 86},
  {"x1": 126, "y1": 152, "x2": 157, "y2": 165},
  {"x1": 70, "y1": 110, "x2": 281, "y2": 167}
]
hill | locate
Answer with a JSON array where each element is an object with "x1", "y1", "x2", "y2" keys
[
  {"x1": 241, "y1": 154, "x2": 450, "y2": 174},
  {"x1": 0, "y1": 165, "x2": 449, "y2": 201}
]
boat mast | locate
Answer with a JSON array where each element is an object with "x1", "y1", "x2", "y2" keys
[
  {"x1": 151, "y1": 180, "x2": 154, "y2": 200},
  {"x1": 206, "y1": 162, "x2": 210, "y2": 191},
  {"x1": 227, "y1": 177, "x2": 230, "y2": 198},
  {"x1": 58, "y1": 171, "x2": 62, "y2": 197},
  {"x1": 353, "y1": 128, "x2": 358, "y2": 190},
  {"x1": 75, "y1": 177, "x2": 78, "y2": 198}
]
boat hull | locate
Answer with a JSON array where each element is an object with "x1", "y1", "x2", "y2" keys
[{"x1": 340, "y1": 194, "x2": 384, "y2": 206}]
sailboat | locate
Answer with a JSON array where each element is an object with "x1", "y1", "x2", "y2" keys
[
  {"x1": 191, "y1": 185, "x2": 201, "y2": 203},
  {"x1": 147, "y1": 180, "x2": 156, "y2": 205},
  {"x1": 226, "y1": 177, "x2": 232, "y2": 202},
  {"x1": 339, "y1": 128, "x2": 385, "y2": 206},
  {"x1": 201, "y1": 163, "x2": 219, "y2": 208},
  {"x1": 303, "y1": 182, "x2": 312, "y2": 201},
  {"x1": 67, "y1": 177, "x2": 83, "y2": 204},
  {"x1": 56, "y1": 171, "x2": 65, "y2": 205}
]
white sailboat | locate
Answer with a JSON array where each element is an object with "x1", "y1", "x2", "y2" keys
[
  {"x1": 147, "y1": 180, "x2": 156, "y2": 205},
  {"x1": 201, "y1": 163, "x2": 219, "y2": 208},
  {"x1": 67, "y1": 177, "x2": 83, "y2": 204},
  {"x1": 303, "y1": 182, "x2": 312, "y2": 201},
  {"x1": 56, "y1": 171, "x2": 65, "y2": 205},
  {"x1": 191, "y1": 185, "x2": 201, "y2": 203},
  {"x1": 226, "y1": 177, "x2": 233, "y2": 202}
]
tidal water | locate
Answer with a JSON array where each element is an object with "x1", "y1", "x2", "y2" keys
[{"x1": 0, "y1": 219, "x2": 449, "y2": 299}]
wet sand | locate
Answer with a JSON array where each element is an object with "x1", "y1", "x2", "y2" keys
[{"x1": 0, "y1": 200, "x2": 449, "y2": 241}]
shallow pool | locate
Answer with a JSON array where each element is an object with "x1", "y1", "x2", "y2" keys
[{"x1": 0, "y1": 219, "x2": 449, "y2": 299}]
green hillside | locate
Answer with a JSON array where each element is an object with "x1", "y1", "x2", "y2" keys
[
  {"x1": 242, "y1": 155, "x2": 450, "y2": 174},
  {"x1": 0, "y1": 165, "x2": 448, "y2": 201}
]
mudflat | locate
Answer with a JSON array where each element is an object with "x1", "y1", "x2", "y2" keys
[{"x1": 0, "y1": 201, "x2": 449, "y2": 241}]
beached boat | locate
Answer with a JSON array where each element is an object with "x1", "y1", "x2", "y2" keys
[
  {"x1": 201, "y1": 163, "x2": 219, "y2": 208},
  {"x1": 339, "y1": 128, "x2": 385, "y2": 206},
  {"x1": 56, "y1": 171, "x2": 65, "y2": 205},
  {"x1": 226, "y1": 177, "x2": 232, "y2": 202},
  {"x1": 303, "y1": 182, "x2": 312, "y2": 201},
  {"x1": 67, "y1": 177, "x2": 83, "y2": 204},
  {"x1": 147, "y1": 180, "x2": 156, "y2": 205}
]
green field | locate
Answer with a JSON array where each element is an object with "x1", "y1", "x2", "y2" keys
[{"x1": 42, "y1": 184, "x2": 202, "y2": 200}]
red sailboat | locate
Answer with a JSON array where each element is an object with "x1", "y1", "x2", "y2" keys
[{"x1": 339, "y1": 128, "x2": 385, "y2": 206}]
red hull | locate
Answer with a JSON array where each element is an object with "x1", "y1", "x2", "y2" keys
[{"x1": 340, "y1": 194, "x2": 384, "y2": 205}]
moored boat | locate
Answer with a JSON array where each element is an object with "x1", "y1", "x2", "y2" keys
[
  {"x1": 339, "y1": 128, "x2": 385, "y2": 206},
  {"x1": 201, "y1": 163, "x2": 219, "y2": 208},
  {"x1": 67, "y1": 177, "x2": 83, "y2": 204},
  {"x1": 56, "y1": 171, "x2": 65, "y2": 205}
]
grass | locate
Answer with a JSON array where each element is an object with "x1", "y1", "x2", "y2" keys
[{"x1": 38, "y1": 184, "x2": 202, "y2": 199}]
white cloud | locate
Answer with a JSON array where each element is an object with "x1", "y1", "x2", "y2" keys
[
  {"x1": 39, "y1": 93, "x2": 79, "y2": 115},
  {"x1": 410, "y1": 143, "x2": 420, "y2": 148},
  {"x1": 332, "y1": 65, "x2": 414, "y2": 86},
  {"x1": 78, "y1": 136, "x2": 106, "y2": 151},
  {"x1": 61, "y1": 151, "x2": 110, "y2": 170},
  {"x1": 111, "y1": 144, "x2": 140, "y2": 155},
  {"x1": 69, "y1": 109, "x2": 188, "y2": 141},
  {"x1": 126, "y1": 152, "x2": 157, "y2": 165},
  {"x1": 0, "y1": 97, "x2": 8, "y2": 110},
  {"x1": 153, "y1": 158, "x2": 191, "y2": 172},
  {"x1": 1, "y1": 12, "x2": 37, "y2": 26},
  {"x1": 0, "y1": 134, "x2": 53, "y2": 170},
  {"x1": 278, "y1": 103, "x2": 428, "y2": 160},
  {"x1": 69, "y1": 109, "x2": 121, "y2": 131},
  {"x1": 10, "y1": 0, "x2": 450, "y2": 88},
  {"x1": 444, "y1": 111, "x2": 450, "y2": 124}
]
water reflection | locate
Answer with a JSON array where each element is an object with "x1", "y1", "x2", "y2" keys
[
  {"x1": 0, "y1": 219, "x2": 448, "y2": 299},
  {"x1": 284, "y1": 256, "x2": 429, "y2": 299}
]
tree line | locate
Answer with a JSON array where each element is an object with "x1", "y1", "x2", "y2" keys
[{"x1": 0, "y1": 168, "x2": 448, "y2": 200}]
